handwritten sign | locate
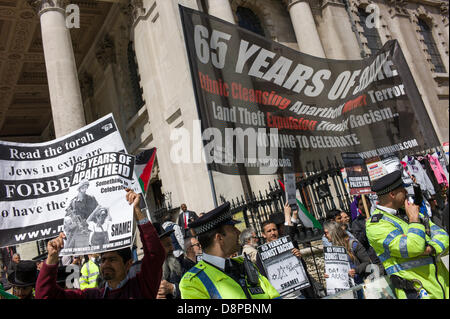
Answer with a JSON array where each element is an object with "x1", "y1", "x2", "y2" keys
[
  {"x1": 324, "y1": 246, "x2": 352, "y2": 296},
  {"x1": 257, "y1": 236, "x2": 310, "y2": 296}
]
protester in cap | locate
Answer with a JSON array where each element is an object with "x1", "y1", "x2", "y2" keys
[
  {"x1": 154, "y1": 222, "x2": 184, "y2": 299},
  {"x1": 256, "y1": 202, "x2": 318, "y2": 299},
  {"x1": 366, "y1": 170, "x2": 449, "y2": 299},
  {"x1": 32, "y1": 253, "x2": 47, "y2": 274},
  {"x1": 179, "y1": 202, "x2": 279, "y2": 299},
  {"x1": 239, "y1": 228, "x2": 259, "y2": 263},
  {"x1": 178, "y1": 204, "x2": 199, "y2": 238},
  {"x1": 8, "y1": 260, "x2": 37, "y2": 299},
  {"x1": 35, "y1": 189, "x2": 165, "y2": 299},
  {"x1": 162, "y1": 213, "x2": 185, "y2": 258}
]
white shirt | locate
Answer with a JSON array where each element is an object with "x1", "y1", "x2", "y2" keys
[
  {"x1": 376, "y1": 204, "x2": 398, "y2": 216},
  {"x1": 202, "y1": 253, "x2": 226, "y2": 271}
]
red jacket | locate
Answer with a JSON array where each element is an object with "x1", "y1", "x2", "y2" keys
[{"x1": 35, "y1": 222, "x2": 165, "y2": 299}]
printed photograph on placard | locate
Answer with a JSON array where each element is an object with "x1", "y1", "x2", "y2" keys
[{"x1": 60, "y1": 152, "x2": 135, "y2": 256}]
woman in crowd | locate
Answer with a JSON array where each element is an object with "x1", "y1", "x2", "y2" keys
[{"x1": 323, "y1": 221, "x2": 373, "y2": 287}]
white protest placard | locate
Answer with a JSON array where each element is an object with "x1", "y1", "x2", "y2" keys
[
  {"x1": 0, "y1": 114, "x2": 141, "y2": 248},
  {"x1": 60, "y1": 152, "x2": 135, "y2": 256},
  {"x1": 324, "y1": 246, "x2": 352, "y2": 296},
  {"x1": 257, "y1": 236, "x2": 310, "y2": 296}
]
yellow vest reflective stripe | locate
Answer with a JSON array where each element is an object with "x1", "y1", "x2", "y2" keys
[
  {"x1": 80, "y1": 260, "x2": 100, "y2": 289},
  {"x1": 180, "y1": 258, "x2": 280, "y2": 299},
  {"x1": 366, "y1": 208, "x2": 449, "y2": 299}
]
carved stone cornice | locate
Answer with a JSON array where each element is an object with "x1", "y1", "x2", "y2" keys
[
  {"x1": 320, "y1": 0, "x2": 346, "y2": 9},
  {"x1": 440, "y1": 1, "x2": 448, "y2": 15},
  {"x1": 95, "y1": 34, "x2": 116, "y2": 70},
  {"x1": 386, "y1": 0, "x2": 410, "y2": 18},
  {"x1": 282, "y1": 0, "x2": 316, "y2": 10},
  {"x1": 26, "y1": 0, "x2": 69, "y2": 16}
]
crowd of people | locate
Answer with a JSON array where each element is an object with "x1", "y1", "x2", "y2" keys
[{"x1": 0, "y1": 168, "x2": 449, "y2": 300}]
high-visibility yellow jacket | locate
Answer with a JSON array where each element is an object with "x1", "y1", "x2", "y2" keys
[
  {"x1": 80, "y1": 259, "x2": 100, "y2": 290},
  {"x1": 179, "y1": 257, "x2": 280, "y2": 299},
  {"x1": 366, "y1": 208, "x2": 449, "y2": 299}
]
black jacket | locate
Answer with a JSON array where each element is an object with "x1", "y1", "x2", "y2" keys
[
  {"x1": 177, "y1": 211, "x2": 198, "y2": 237},
  {"x1": 350, "y1": 214, "x2": 385, "y2": 276}
]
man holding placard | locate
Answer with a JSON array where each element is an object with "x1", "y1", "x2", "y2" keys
[
  {"x1": 35, "y1": 189, "x2": 166, "y2": 299},
  {"x1": 256, "y1": 204, "x2": 318, "y2": 299}
]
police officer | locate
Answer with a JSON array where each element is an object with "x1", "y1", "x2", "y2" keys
[
  {"x1": 366, "y1": 170, "x2": 449, "y2": 299},
  {"x1": 179, "y1": 202, "x2": 280, "y2": 299}
]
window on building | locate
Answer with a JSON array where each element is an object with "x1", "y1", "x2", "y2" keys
[
  {"x1": 236, "y1": 6, "x2": 265, "y2": 37},
  {"x1": 418, "y1": 19, "x2": 446, "y2": 73},
  {"x1": 128, "y1": 42, "x2": 145, "y2": 112},
  {"x1": 357, "y1": 7, "x2": 383, "y2": 56}
]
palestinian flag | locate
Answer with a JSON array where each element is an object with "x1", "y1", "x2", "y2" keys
[
  {"x1": 135, "y1": 148, "x2": 156, "y2": 193},
  {"x1": 278, "y1": 180, "x2": 322, "y2": 229}
]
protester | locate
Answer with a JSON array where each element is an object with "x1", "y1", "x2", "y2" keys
[
  {"x1": 239, "y1": 228, "x2": 259, "y2": 263},
  {"x1": 79, "y1": 254, "x2": 101, "y2": 290},
  {"x1": 366, "y1": 170, "x2": 449, "y2": 299},
  {"x1": 323, "y1": 221, "x2": 372, "y2": 286},
  {"x1": 322, "y1": 209, "x2": 356, "y2": 247},
  {"x1": 180, "y1": 237, "x2": 202, "y2": 274},
  {"x1": 7, "y1": 253, "x2": 20, "y2": 276},
  {"x1": 162, "y1": 213, "x2": 185, "y2": 258},
  {"x1": 350, "y1": 197, "x2": 386, "y2": 276},
  {"x1": 154, "y1": 222, "x2": 183, "y2": 299},
  {"x1": 35, "y1": 189, "x2": 165, "y2": 299},
  {"x1": 8, "y1": 260, "x2": 37, "y2": 299},
  {"x1": 340, "y1": 211, "x2": 352, "y2": 232},
  {"x1": 256, "y1": 202, "x2": 319, "y2": 299},
  {"x1": 179, "y1": 202, "x2": 279, "y2": 299},
  {"x1": 177, "y1": 204, "x2": 199, "y2": 238}
]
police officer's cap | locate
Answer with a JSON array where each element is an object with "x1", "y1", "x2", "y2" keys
[
  {"x1": 371, "y1": 170, "x2": 405, "y2": 196},
  {"x1": 188, "y1": 202, "x2": 239, "y2": 236}
]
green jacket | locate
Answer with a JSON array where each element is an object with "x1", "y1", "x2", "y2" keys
[
  {"x1": 179, "y1": 257, "x2": 280, "y2": 299},
  {"x1": 80, "y1": 259, "x2": 100, "y2": 290},
  {"x1": 366, "y1": 208, "x2": 449, "y2": 299}
]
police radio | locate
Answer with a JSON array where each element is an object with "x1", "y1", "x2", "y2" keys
[{"x1": 243, "y1": 253, "x2": 259, "y2": 287}]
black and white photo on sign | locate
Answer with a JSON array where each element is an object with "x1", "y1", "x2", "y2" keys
[
  {"x1": 60, "y1": 152, "x2": 135, "y2": 256},
  {"x1": 0, "y1": 114, "x2": 142, "y2": 248},
  {"x1": 257, "y1": 236, "x2": 310, "y2": 296},
  {"x1": 324, "y1": 246, "x2": 355, "y2": 296}
]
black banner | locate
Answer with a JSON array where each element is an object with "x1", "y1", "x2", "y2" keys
[{"x1": 179, "y1": 6, "x2": 440, "y2": 175}]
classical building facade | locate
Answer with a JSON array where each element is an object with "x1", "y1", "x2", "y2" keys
[{"x1": 0, "y1": 1, "x2": 448, "y2": 256}]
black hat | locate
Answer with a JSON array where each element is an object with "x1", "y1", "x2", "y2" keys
[
  {"x1": 188, "y1": 202, "x2": 239, "y2": 236},
  {"x1": 153, "y1": 222, "x2": 175, "y2": 239},
  {"x1": 7, "y1": 261, "x2": 37, "y2": 287},
  {"x1": 371, "y1": 170, "x2": 405, "y2": 196},
  {"x1": 56, "y1": 266, "x2": 71, "y2": 286},
  {"x1": 32, "y1": 253, "x2": 47, "y2": 262}
]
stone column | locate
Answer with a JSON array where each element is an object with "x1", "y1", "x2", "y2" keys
[
  {"x1": 285, "y1": 0, "x2": 326, "y2": 58},
  {"x1": 28, "y1": 0, "x2": 85, "y2": 137},
  {"x1": 207, "y1": 0, "x2": 235, "y2": 24}
]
